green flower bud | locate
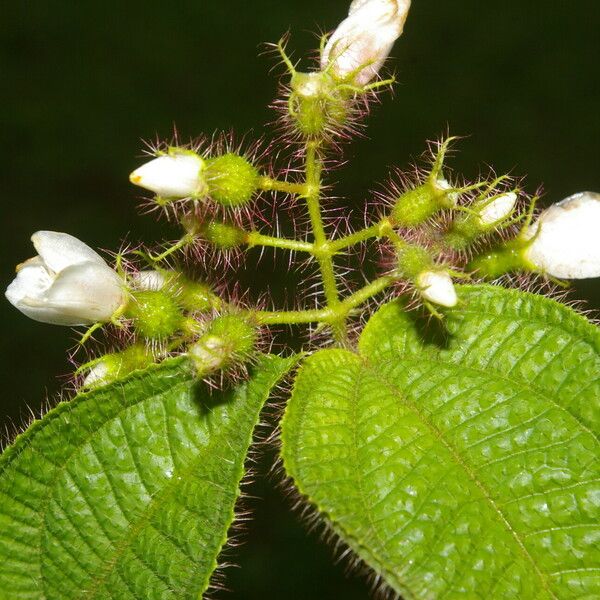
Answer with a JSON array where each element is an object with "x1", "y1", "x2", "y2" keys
[
  {"x1": 205, "y1": 153, "x2": 259, "y2": 207},
  {"x1": 468, "y1": 241, "x2": 531, "y2": 279},
  {"x1": 126, "y1": 289, "x2": 185, "y2": 339},
  {"x1": 201, "y1": 222, "x2": 247, "y2": 249},
  {"x1": 83, "y1": 344, "x2": 154, "y2": 389},
  {"x1": 188, "y1": 314, "x2": 257, "y2": 377},
  {"x1": 288, "y1": 72, "x2": 347, "y2": 138},
  {"x1": 445, "y1": 215, "x2": 482, "y2": 250},
  {"x1": 177, "y1": 279, "x2": 221, "y2": 313},
  {"x1": 392, "y1": 179, "x2": 456, "y2": 227},
  {"x1": 397, "y1": 244, "x2": 433, "y2": 279}
]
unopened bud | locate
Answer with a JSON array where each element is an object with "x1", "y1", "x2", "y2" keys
[
  {"x1": 83, "y1": 345, "x2": 153, "y2": 389},
  {"x1": 188, "y1": 314, "x2": 257, "y2": 377},
  {"x1": 129, "y1": 270, "x2": 168, "y2": 292},
  {"x1": 478, "y1": 192, "x2": 518, "y2": 227},
  {"x1": 202, "y1": 222, "x2": 247, "y2": 249},
  {"x1": 392, "y1": 179, "x2": 456, "y2": 226},
  {"x1": 416, "y1": 270, "x2": 458, "y2": 308},
  {"x1": 129, "y1": 149, "x2": 207, "y2": 200},
  {"x1": 126, "y1": 289, "x2": 185, "y2": 339},
  {"x1": 205, "y1": 153, "x2": 259, "y2": 207}
]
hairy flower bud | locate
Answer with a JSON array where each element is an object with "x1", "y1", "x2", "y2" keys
[
  {"x1": 524, "y1": 192, "x2": 600, "y2": 279},
  {"x1": 322, "y1": 0, "x2": 411, "y2": 85},
  {"x1": 129, "y1": 270, "x2": 167, "y2": 291},
  {"x1": 478, "y1": 192, "x2": 518, "y2": 227},
  {"x1": 5, "y1": 231, "x2": 126, "y2": 326},
  {"x1": 202, "y1": 222, "x2": 247, "y2": 249},
  {"x1": 83, "y1": 344, "x2": 153, "y2": 389},
  {"x1": 189, "y1": 314, "x2": 257, "y2": 378},
  {"x1": 416, "y1": 270, "x2": 458, "y2": 308},
  {"x1": 126, "y1": 289, "x2": 185, "y2": 339},
  {"x1": 205, "y1": 153, "x2": 259, "y2": 207},
  {"x1": 129, "y1": 149, "x2": 207, "y2": 199},
  {"x1": 392, "y1": 178, "x2": 456, "y2": 226}
]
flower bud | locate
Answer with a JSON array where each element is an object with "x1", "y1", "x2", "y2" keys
[
  {"x1": 524, "y1": 192, "x2": 600, "y2": 279},
  {"x1": 392, "y1": 178, "x2": 455, "y2": 226},
  {"x1": 416, "y1": 270, "x2": 458, "y2": 308},
  {"x1": 188, "y1": 314, "x2": 257, "y2": 377},
  {"x1": 201, "y1": 222, "x2": 247, "y2": 249},
  {"x1": 5, "y1": 231, "x2": 126, "y2": 326},
  {"x1": 129, "y1": 270, "x2": 167, "y2": 291},
  {"x1": 397, "y1": 244, "x2": 433, "y2": 279},
  {"x1": 322, "y1": 0, "x2": 411, "y2": 85},
  {"x1": 129, "y1": 149, "x2": 207, "y2": 199},
  {"x1": 205, "y1": 153, "x2": 259, "y2": 207},
  {"x1": 289, "y1": 72, "x2": 347, "y2": 138},
  {"x1": 478, "y1": 192, "x2": 518, "y2": 227},
  {"x1": 83, "y1": 345, "x2": 154, "y2": 389},
  {"x1": 126, "y1": 289, "x2": 185, "y2": 339}
]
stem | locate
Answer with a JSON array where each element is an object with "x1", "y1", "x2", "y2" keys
[
  {"x1": 246, "y1": 232, "x2": 314, "y2": 253},
  {"x1": 304, "y1": 141, "x2": 346, "y2": 343},
  {"x1": 329, "y1": 220, "x2": 390, "y2": 252},
  {"x1": 258, "y1": 176, "x2": 307, "y2": 196},
  {"x1": 341, "y1": 276, "x2": 396, "y2": 312},
  {"x1": 254, "y1": 308, "x2": 331, "y2": 326},
  {"x1": 252, "y1": 276, "x2": 396, "y2": 326}
]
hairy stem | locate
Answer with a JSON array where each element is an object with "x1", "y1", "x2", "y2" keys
[
  {"x1": 258, "y1": 176, "x2": 307, "y2": 196},
  {"x1": 253, "y1": 276, "x2": 396, "y2": 327},
  {"x1": 246, "y1": 232, "x2": 314, "y2": 253},
  {"x1": 304, "y1": 141, "x2": 347, "y2": 343},
  {"x1": 329, "y1": 219, "x2": 393, "y2": 252}
]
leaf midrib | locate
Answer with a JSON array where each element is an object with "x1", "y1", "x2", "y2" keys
[
  {"x1": 368, "y1": 358, "x2": 558, "y2": 600},
  {"x1": 36, "y1": 376, "x2": 195, "y2": 599}
]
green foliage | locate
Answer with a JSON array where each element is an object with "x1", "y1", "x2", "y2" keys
[
  {"x1": 281, "y1": 285, "x2": 600, "y2": 598},
  {"x1": 0, "y1": 354, "x2": 295, "y2": 599}
]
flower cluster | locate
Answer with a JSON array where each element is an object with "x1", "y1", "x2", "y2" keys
[{"x1": 5, "y1": 0, "x2": 600, "y2": 390}]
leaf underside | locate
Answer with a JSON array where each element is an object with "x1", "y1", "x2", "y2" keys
[
  {"x1": 282, "y1": 285, "x2": 600, "y2": 599},
  {"x1": 0, "y1": 354, "x2": 295, "y2": 600}
]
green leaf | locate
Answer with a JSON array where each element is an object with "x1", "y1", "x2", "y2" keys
[
  {"x1": 0, "y1": 354, "x2": 295, "y2": 600},
  {"x1": 281, "y1": 285, "x2": 600, "y2": 599}
]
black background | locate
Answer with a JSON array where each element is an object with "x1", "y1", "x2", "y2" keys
[{"x1": 2, "y1": 1, "x2": 599, "y2": 598}]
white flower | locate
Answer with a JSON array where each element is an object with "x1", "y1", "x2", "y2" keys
[
  {"x1": 478, "y1": 192, "x2": 518, "y2": 227},
  {"x1": 417, "y1": 270, "x2": 458, "y2": 307},
  {"x1": 524, "y1": 192, "x2": 600, "y2": 279},
  {"x1": 5, "y1": 231, "x2": 126, "y2": 326},
  {"x1": 321, "y1": 0, "x2": 411, "y2": 85},
  {"x1": 129, "y1": 151, "x2": 206, "y2": 199}
]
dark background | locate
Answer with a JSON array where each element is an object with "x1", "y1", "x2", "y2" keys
[{"x1": 1, "y1": 1, "x2": 599, "y2": 598}]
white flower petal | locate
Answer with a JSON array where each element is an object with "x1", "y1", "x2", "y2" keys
[
  {"x1": 130, "y1": 153, "x2": 205, "y2": 198},
  {"x1": 5, "y1": 262, "x2": 54, "y2": 314},
  {"x1": 322, "y1": 0, "x2": 411, "y2": 85},
  {"x1": 478, "y1": 192, "x2": 517, "y2": 226},
  {"x1": 44, "y1": 262, "x2": 126, "y2": 324},
  {"x1": 83, "y1": 361, "x2": 110, "y2": 388},
  {"x1": 525, "y1": 192, "x2": 600, "y2": 279},
  {"x1": 417, "y1": 271, "x2": 458, "y2": 307},
  {"x1": 32, "y1": 231, "x2": 106, "y2": 273},
  {"x1": 129, "y1": 270, "x2": 167, "y2": 291}
]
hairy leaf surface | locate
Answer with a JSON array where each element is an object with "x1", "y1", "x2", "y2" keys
[
  {"x1": 282, "y1": 285, "x2": 600, "y2": 599},
  {"x1": 0, "y1": 354, "x2": 295, "y2": 600}
]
